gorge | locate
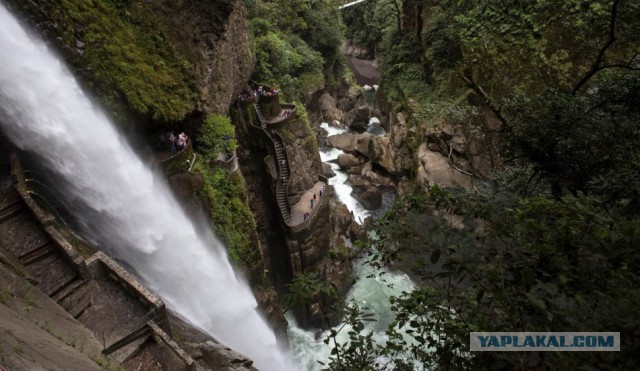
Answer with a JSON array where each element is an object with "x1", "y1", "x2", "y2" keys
[{"x1": 1, "y1": 0, "x2": 639, "y2": 370}]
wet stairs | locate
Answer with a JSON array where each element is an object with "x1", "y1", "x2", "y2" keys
[
  {"x1": 253, "y1": 102, "x2": 292, "y2": 222},
  {"x1": 273, "y1": 137, "x2": 291, "y2": 221},
  {"x1": 253, "y1": 102, "x2": 267, "y2": 129},
  {"x1": 0, "y1": 192, "x2": 94, "y2": 318}
]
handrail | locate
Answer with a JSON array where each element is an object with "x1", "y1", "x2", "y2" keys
[
  {"x1": 264, "y1": 103, "x2": 297, "y2": 125},
  {"x1": 248, "y1": 92, "x2": 327, "y2": 229},
  {"x1": 160, "y1": 140, "x2": 193, "y2": 165}
]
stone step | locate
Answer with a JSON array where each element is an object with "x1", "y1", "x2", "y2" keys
[
  {"x1": 32, "y1": 255, "x2": 79, "y2": 297},
  {"x1": 45, "y1": 272, "x2": 78, "y2": 298},
  {"x1": 51, "y1": 276, "x2": 87, "y2": 303},
  {"x1": 19, "y1": 241, "x2": 56, "y2": 266},
  {"x1": 59, "y1": 280, "x2": 96, "y2": 318},
  {"x1": 0, "y1": 200, "x2": 24, "y2": 224}
]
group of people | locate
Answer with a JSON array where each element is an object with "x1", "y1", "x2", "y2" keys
[
  {"x1": 257, "y1": 85, "x2": 278, "y2": 97},
  {"x1": 159, "y1": 131, "x2": 189, "y2": 154},
  {"x1": 303, "y1": 184, "x2": 326, "y2": 220},
  {"x1": 238, "y1": 89, "x2": 256, "y2": 101}
]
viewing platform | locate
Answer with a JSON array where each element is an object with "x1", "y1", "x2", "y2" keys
[{"x1": 149, "y1": 137, "x2": 196, "y2": 175}]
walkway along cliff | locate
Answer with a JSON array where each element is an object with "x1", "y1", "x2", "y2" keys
[
  {"x1": 0, "y1": 156, "x2": 257, "y2": 370},
  {"x1": 232, "y1": 87, "x2": 363, "y2": 328}
]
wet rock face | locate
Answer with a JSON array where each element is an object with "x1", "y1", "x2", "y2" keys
[
  {"x1": 318, "y1": 93, "x2": 343, "y2": 123},
  {"x1": 343, "y1": 43, "x2": 375, "y2": 59},
  {"x1": 6, "y1": 0, "x2": 254, "y2": 118},
  {"x1": 184, "y1": 341, "x2": 255, "y2": 371},
  {"x1": 0, "y1": 265, "x2": 105, "y2": 371},
  {"x1": 352, "y1": 186, "x2": 383, "y2": 210},
  {"x1": 152, "y1": 0, "x2": 255, "y2": 114},
  {"x1": 343, "y1": 105, "x2": 371, "y2": 132}
]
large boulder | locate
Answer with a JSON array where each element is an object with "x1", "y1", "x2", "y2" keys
[
  {"x1": 360, "y1": 162, "x2": 393, "y2": 187},
  {"x1": 390, "y1": 112, "x2": 408, "y2": 148},
  {"x1": 322, "y1": 163, "x2": 336, "y2": 178},
  {"x1": 337, "y1": 153, "x2": 364, "y2": 169},
  {"x1": 326, "y1": 132, "x2": 373, "y2": 157},
  {"x1": 337, "y1": 86, "x2": 365, "y2": 112},
  {"x1": 318, "y1": 92, "x2": 343, "y2": 122},
  {"x1": 343, "y1": 44, "x2": 374, "y2": 59},
  {"x1": 350, "y1": 185, "x2": 382, "y2": 210},
  {"x1": 416, "y1": 143, "x2": 473, "y2": 189},
  {"x1": 184, "y1": 341, "x2": 255, "y2": 371},
  {"x1": 368, "y1": 136, "x2": 397, "y2": 174},
  {"x1": 343, "y1": 104, "x2": 371, "y2": 132}
]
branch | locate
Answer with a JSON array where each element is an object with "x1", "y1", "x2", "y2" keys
[
  {"x1": 447, "y1": 146, "x2": 474, "y2": 178},
  {"x1": 572, "y1": 0, "x2": 622, "y2": 95},
  {"x1": 461, "y1": 73, "x2": 509, "y2": 128}
]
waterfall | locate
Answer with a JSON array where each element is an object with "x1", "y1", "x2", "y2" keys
[{"x1": 0, "y1": 4, "x2": 292, "y2": 370}]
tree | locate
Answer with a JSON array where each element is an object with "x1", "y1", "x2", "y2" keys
[{"x1": 322, "y1": 181, "x2": 640, "y2": 370}]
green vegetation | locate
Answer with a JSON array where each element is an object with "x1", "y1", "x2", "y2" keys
[
  {"x1": 247, "y1": 0, "x2": 347, "y2": 99},
  {"x1": 323, "y1": 1, "x2": 640, "y2": 369},
  {"x1": 0, "y1": 288, "x2": 11, "y2": 304},
  {"x1": 194, "y1": 162, "x2": 262, "y2": 271},
  {"x1": 90, "y1": 354, "x2": 122, "y2": 371},
  {"x1": 13, "y1": 0, "x2": 197, "y2": 124},
  {"x1": 196, "y1": 115, "x2": 238, "y2": 160}
]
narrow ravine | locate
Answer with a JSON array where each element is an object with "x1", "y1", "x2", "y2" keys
[{"x1": 287, "y1": 121, "x2": 414, "y2": 370}]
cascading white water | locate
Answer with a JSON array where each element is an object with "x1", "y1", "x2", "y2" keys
[
  {"x1": 288, "y1": 261, "x2": 415, "y2": 370},
  {"x1": 319, "y1": 123, "x2": 371, "y2": 223},
  {"x1": 0, "y1": 4, "x2": 292, "y2": 370},
  {"x1": 287, "y1": 122, "x2": 415, "y2": 369}
]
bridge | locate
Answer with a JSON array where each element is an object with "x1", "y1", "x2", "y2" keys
[{"x1": 339, "y1": 0, "x2": 367, "y2": 9}]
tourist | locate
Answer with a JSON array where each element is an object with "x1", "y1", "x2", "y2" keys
[
  {"x1": 169, "y1": 132, "x2": 176, "y2": 154},
  {"x1": 176, "y1": 133, "x2": 185, "y2": 150},
  {"x1": 310, "y1": 198, "x2": 315, "y2": 209},
  {"x1": 313, "y1": 193, "x2": 316, "y2": 201},
  {"x1": 158, "y1": 133, "x2": 166, "y2": 150}
]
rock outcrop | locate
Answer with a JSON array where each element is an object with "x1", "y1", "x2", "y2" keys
[{"x1": 416, "y1": 143, "x2": 473, "y2": 189}]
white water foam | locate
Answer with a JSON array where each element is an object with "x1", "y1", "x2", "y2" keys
[
  {"x1": 0, "y1": 5, "x2": 292, "y2": 370},
  {"x1": 319, "y1": 122, "x2": 371, "y2": 223},
  {"x1": 288, "y1": 260, "x2": 415, "y2": 370}
]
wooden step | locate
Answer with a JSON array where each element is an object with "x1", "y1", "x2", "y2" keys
[{"x1": 19, "y1": 241, "x2": 56, "y2": 266}]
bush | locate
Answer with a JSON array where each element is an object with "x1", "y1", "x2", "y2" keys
[{"x1": 196, "y1": 115, "x2": 238, "y2": 161}]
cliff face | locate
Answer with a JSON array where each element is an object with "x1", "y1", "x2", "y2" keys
[
  {"x1": 231, "y1": 101, "x2": 361, "y2": 329},
  {"x1": 147, "y1": 0, "x2": 256, "y2": 115},
  {"x1": 4, "y1": 0, "x2": 254, "y2": 124}
]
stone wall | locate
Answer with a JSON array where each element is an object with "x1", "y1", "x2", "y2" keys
[{"x1": 9, "y1": 157, "x2": 252, "y2": 369}]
